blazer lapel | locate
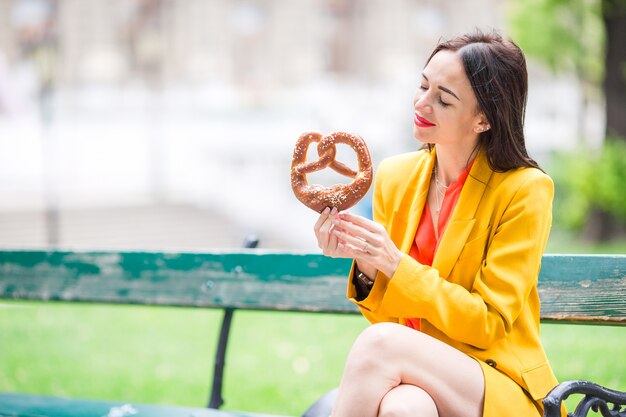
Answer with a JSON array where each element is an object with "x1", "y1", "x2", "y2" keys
[
  {"x1": 395, "y1": 150, "x2": 436, "y2": 254},
  {"x1": 433, "y1": 150, "x2": 493, "y2": 278}
]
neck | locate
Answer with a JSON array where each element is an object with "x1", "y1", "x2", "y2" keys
[{"x1": 434, "y1": 144, "x2": 476, "y2": 186}]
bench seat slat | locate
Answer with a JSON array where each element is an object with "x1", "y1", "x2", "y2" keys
[
  {"x1": 0, "y1": 251, "x2": 624, "y2": 324},
  {"x1": 0, "y1": 392, "x2": 288, "y2": 417},
  {"x1": 538, "y1": 255, "x2": 626, "y2": 324},
  {"x1": 0, "y1": 251, "x2": 356, "y2": 313}
]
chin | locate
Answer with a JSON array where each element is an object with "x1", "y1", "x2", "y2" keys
[{"x1": 413, "y1": 131, "x2": 432, "y2": 144}]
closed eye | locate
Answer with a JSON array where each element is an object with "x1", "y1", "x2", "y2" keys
[
  {"x1": 422, "y1": 73, "x2": 460, "y2": 103},
  {"x1": 420, "y1": 81, "x2": 451, "y2": 108}
]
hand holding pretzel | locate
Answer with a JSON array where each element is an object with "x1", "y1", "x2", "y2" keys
[{"x1": 291, "y1": 131, "x2": 373, "y2": 213}]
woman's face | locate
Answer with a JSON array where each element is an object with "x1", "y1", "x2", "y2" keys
[{"x1": 412, "y1": 50, "x2": 487, "y2": 150}]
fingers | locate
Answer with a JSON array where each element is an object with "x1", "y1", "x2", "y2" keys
[
  {"x1": 332, "y1": 212, "x2": 383, "y2": 248},
  {"x1": 315, "y1": 207, "x2": 334, "y2": 246},
  {"x1": 334, "y1": 228, "x2": 369, "y2": 252},
  {"x1": 315, "y1": 208, "x2": 382, "y2": 260},
  {"x1": 327, "y1": 227, "x2": 340, "y2": 254},
  {"x1": 331, "y1": 211, "x2": 403, "y2": 278},
  {"x1": 337, "y1": 211, "x2": 383, "y2": 234},
  {"x1": 332, "y1": 214, "x2": 376, "y2": 260},
  {"x1": 314, "y1": 207, "x2": 332, "y2": 233},
  {"x1": 332, "y1": 213, "x2": 383, "y2": 259},
  {"x1": 333, "y1": 217, "x2": 377, "y2": 245},
  {"x1": 315, "y1": 207, "x2": 340, "y2": 254}
]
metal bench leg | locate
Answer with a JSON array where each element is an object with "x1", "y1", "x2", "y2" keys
[
  {"x1": 543, "y1": 380, "x2": 626, "y2": 417},
  {"x1": 208, "y1": 307, "x2": 235, "y2": 409},
  {"x1": 207, "y1": 235, "x2": 259, "y2": 409}
]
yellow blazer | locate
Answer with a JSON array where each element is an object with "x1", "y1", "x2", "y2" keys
[{"x1": 348, "y1": 147, "x2": 559, "y2": 404}]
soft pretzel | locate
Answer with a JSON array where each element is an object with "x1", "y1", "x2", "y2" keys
[{"x1": 291, "y1": 131, "x2": 373, "y2": 213}]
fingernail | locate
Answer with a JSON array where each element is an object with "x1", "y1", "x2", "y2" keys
[
  {"x1": 331, "y1": 207, "x2": 338, "y2": 214},
  {"x1": 323, "y1": 207, "x2": 330, "y2": 214},
  {"x1": 333, "y1": 229, "x2": 340, "y2": 236}
]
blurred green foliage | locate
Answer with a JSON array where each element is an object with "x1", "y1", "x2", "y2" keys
[
  {"x1": 509, "y1": 0, "x2": 626, "y2": 242},
  {"x1": 550, "y1": 139, "x2": 626, "y2": 231},
  {"x1": 507, "y1": 0, "x2": 604, "y2": 85}
]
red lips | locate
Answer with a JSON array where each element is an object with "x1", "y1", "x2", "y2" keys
[{"x1": 414, "y1": 113, "x2": 436, "y2": 128}]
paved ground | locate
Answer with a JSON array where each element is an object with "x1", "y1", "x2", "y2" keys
[{"x1": 0, "y1": 203, "x2": 294, "y2": 251}]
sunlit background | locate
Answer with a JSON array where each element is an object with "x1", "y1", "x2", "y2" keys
[
  {"x1": 1, "y1": 1, "x2": 625, "y2": 416},
  {"x1": 0, "y1": 0, "x2": 616, "y2": 251}
]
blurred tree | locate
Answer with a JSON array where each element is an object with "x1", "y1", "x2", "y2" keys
[
  {"x1": 508, "y1": 0, "x2": 604, "y2": 144},
  {"x1": 509, "y1": 0, "x2": 626, "y2": 241},
  {"x1": 603, "y1": 0, "x2": 626, "y2": 140}
]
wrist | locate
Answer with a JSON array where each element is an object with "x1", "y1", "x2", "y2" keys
[
  {"x1": 356, "y1": 269, "x2": 374, "y2": 286},
  {"x1": 353, "y1": 265, "x2": 375, "y2": 301},
  {"x1": 355, "y1": 261, "x2": 377, "y2": 280},
  {"x1": 381, "y1": 250, "x2": 402, "y2": 278}
]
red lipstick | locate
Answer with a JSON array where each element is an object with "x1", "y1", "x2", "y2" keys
[{"x1": 414, "y1": 113, "x2": 435, "y2": 128}]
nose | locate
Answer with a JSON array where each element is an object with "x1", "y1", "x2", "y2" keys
[{"x1": 414, "y1": 91, "x2": 432, "y2": 114}]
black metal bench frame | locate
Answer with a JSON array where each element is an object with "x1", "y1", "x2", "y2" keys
[{"x1": 543, "y1": 380, "x2": 626, "y2": 417}]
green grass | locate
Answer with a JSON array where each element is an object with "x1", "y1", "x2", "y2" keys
[
  {"x1": 541, "y1": 323, "x2": 626, "y2": 413},
  {"x1": 0, "y1": 301, "x2": 367, "y2": 416},
  {"x1": 0, "y1": 301, "x2": 625, "y2": 415},
  {"x1": 546, "y1": 229, "x2": 626, "y2": 254}
]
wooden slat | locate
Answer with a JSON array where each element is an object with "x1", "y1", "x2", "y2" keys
[
  {"x1": 0, "y1": 392, "x2": 287, "y2": 417},
  {"x1": 0, "y1": 250, "x2": 356, "y2": 313},
  {"x1": 537, "y1": 255, "x2": 626, "y2": 325},
  {"x1": 0, "y1": 251, "x2": 624, "y2": 324}
]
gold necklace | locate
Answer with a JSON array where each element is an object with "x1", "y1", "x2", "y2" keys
[{"x1": 433, "y1": 162, "x2": 449, "y2": 213}]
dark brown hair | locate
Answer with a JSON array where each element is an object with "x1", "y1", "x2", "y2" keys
[{"x1": 426, "y1": 30, "x2": 540, "y2": 172}]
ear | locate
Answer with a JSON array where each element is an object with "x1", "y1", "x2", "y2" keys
[{"x1": 473, "y1": 114, "x2": 491, "y2": 133}]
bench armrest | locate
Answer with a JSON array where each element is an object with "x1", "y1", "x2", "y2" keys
[{"x1": 542, "y1": 380, "x2": 626, "y2": 417}]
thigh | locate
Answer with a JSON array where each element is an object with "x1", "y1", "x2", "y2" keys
[
  {"x1": 355, "y1": 322, "x2": 484, "y2": 417},
  {"x1": 379, "y1": 384, "x2": 438, "y2": 417}
]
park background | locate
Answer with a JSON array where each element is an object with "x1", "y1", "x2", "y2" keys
[{"x1": 0, "y1": 0, "x2": 624, "y2": 415}]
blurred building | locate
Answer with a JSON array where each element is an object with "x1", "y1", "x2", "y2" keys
[
  {"x1": 0, "y1": 0, "x2": 595, "y2": 251},
  {"x1": 0, "y1": 0, "x2": 503, "y2": 85}
]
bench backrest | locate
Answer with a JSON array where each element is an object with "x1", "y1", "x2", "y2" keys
[{"x1": 0, "y1": 251, "x2": 624, "y2": 325}]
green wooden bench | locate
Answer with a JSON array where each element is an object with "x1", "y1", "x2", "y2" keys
[{"x1": 0, "y1": 249, "x2": 624, "y2": 417}]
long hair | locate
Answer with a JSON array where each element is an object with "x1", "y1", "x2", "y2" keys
[{"x1": 426, "y1": 30, "x2": 540, "y2": 172}]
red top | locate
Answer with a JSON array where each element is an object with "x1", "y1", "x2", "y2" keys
[{"x1": 406, "y1": 161, "x2": 474, "y2": 331}]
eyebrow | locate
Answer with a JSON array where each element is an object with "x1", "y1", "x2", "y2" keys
[{"x1": 422, "y1": 74, "x2": 461, "y2": 101}]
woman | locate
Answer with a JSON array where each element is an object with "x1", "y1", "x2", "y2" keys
[{"x1": 314, "y1": 31, "x2": 560, "y2": 417}]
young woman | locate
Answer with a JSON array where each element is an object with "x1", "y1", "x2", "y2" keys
[{"x1": 314, "y1": 31, "x2": 560, "y2": 417}]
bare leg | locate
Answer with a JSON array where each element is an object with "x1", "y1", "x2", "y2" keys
[
  {"x1": 379, "y1": 384, "x2": 439, "y2": 417},
  {"x1": 331, "y1": 322, "x2": 484, "y2": 417}
]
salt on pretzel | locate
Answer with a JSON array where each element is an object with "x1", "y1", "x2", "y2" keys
[{"x1": 291, "y1": 131, "x2": 373, "y2": 213}]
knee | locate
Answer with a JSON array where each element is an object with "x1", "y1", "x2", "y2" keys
[
  {"x1": 352, "y1": 323, "x2": 398, "y2": 354},
  {"x1": 356, "y1": 322, "x2": 403, "y2": 349},
  {"x1": 379, "y1": 385, "x2": 438, "y2": 417},
  {"x1": 352, "y1": 322, "x2": 412, "y2": 356},
  {"x1": 379, "y1": 402, "x2": 437, "y2": 417},
  {"x1": 345, "y1": 322, "x2": 406, "y2": 371}
]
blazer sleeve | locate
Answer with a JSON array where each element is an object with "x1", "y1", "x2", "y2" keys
[{"x1": 357, "y1": 170, "x2": 553, "y2": 349}]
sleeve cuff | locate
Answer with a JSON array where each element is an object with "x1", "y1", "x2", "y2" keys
[{"x1": 347, "y1": 261, "x2": 392, "y2": 311}]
